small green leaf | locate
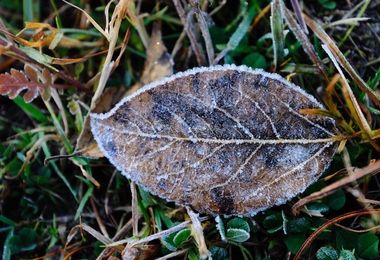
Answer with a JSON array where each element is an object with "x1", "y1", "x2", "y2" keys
[
  {"x1": 339, "y1": 249, "x2": 356, "y2": 260},
  {"x1": 316, "y1": 246, "x2": 339, "y2": 260},
  {"x1": 162, "y1": 232, "x2": 178, "y2": 251},
  {"x1": 94, "y1": 241, "x2": 105, "y2": 257},
  {"x1": 263, "y1": 213, "x2": 283, "y2": 233},
  {"x1": 308, "y1": 203, "x2": 330, "y2": 215},
  {"x1": 287, "y1": 218, "x2": 310, "y2": 233},
  {"x1": 319, "y1": 0, "x2": 336, "y2": 10},
  {"x1": 226, "y1": 228, "x2": 250, "y2": 243},
  {"x1": 336, "y1": 229, "x2": 358, "y2": 251},
  {"x1": 75, "y1": 63, "x2": 84, "y2": 78},
  {"x1": 305, "y1": 180, "x2": 326, "y2": 194},
  {"x1": 173, "y1": 228, "x2": 191, "y2": 246},
  {"x1": 154, "y1": 209, "x2": 163, "y2": 232},
  {"x1": 187, "y1": 249, "x2": 200, "y2": 260},
  {"x1": 284, "y1": 234, "x2": 306, "y2": 255},
  {"x1": 357, "y1": 233, "x2": 379, "y2": 259},
  {"x1": 267, "y1": 225, "x2": 283, "y2": 234},
  {"x1": 19, "y1": 46, "x2": 58, "y2": 71},
  {"x1": 242, "y1": 52, "x2": 267, "y2": 69},
  {"x1": 0, "y1": 215, "x2": 16, "y2": 226},
  {"x1": 368, "y1": 105, "x2": 380, "y2": 115},
  {"x1": 226, "y1": 218, "x2": 250, "y2": 233},
  {"x1": 325, "y1": 189, "x2": 345, "y2": 210},
  {"x1": 210, "y1": 247, "x2": 228, "y2": 260}
]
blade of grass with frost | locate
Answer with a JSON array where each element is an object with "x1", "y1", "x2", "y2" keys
[
  {"x1": 302, "y1": 14, "x2": 380, "y2": 107},
  {"x1": 324, "y1": 17, "x2": 370, "y2": 29},
  {"x1": 3, "y1": 227, "x2": 14, "y2": 260},
  {"x1": 213, "y1": 7, "x2": 256, "y2": 65},
  {"x1": 173, "y1": 0, "x2": 207, "y2": 66},
  {"x1": 281, "y1": 3, "x2": 328, "y2": 81},
  {"x1": 189, "y1": 0, "x2": 214, "y2": 65},
  {"x1": 271, "y1": 0, "x2": 285, "y2": 69},
  {"x1": 289, "y1": 0, "x2": 308, "y2": 34}
]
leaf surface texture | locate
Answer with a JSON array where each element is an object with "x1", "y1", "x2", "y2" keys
[{"x1": 91, "y1": 64, "x2": 340, "y2": 216}]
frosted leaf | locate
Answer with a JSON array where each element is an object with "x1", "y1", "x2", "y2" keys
[{"x1": 90, "y1": 64, "x2": 341, "y2": 216}]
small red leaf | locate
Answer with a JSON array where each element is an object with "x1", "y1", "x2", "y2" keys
[{"x1": 0, "y1": 64, "x2": 56, "y2": 102}]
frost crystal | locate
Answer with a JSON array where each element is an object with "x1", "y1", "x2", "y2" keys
[{"x1": 91, "y1": 64, "x2": 340, "y2": 216}]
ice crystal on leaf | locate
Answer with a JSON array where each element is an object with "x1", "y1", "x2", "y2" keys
[{"x1": 91, "y1": 64, "x2": 341, "y2": 216}]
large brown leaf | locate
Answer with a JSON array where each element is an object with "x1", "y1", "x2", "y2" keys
[{"x1": 90, "y1": 64, "x2": 341, "y2": 216}]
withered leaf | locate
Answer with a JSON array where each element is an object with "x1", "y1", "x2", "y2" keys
[{"x1": 90, "y1": 64, "x2": 341, "y2": 216}]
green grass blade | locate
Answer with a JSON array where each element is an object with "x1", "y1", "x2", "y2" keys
[
  {"x1": 271, "y1": 0, "x2": 285, "y2": 69},
  {"x1": 74, "y1": 181, "x2": 93, "y2": 220},
  {"x1": 2, "y1": 227, "x2": 14, "y2": 260},
  {"x1": 41, "y1": 133, "x2": 78, "y2": 203},
  {"x1": 12, "y1": 96, "x2": 49, "y2": 123}
]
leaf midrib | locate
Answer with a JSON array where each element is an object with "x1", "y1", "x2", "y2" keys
[{"x1": 110, "y1": 128, "x2": 343, "y2": 144}]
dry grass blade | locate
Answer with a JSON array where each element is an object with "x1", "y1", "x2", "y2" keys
[
  {"x1": 189, "y1": 0, "x2": 214, "y2": 65},
  {"x1": 289, "y1": 0, "x2": 308, "y2": 33},
  {"x1": 187, "y1": 206, "x2": 211, "y2": 259},
  {"x1": 61, "y1": 0, "x2": 108, "y2": 40},
  {"x1": 127, "y1": 216, "x2": 210, "y2": 247},
  {"x1": 172, "y1": 0, "x2": 207, "y2": 66},
  {"x1": 292, "y1": 160, "x2": 380, "y2": 215},
  {"x1": 281, "y1": 3, "x2": 328, "y2": 81},
  {"x1": 66, "y1": 223, "x2": 117, "y2": 251},
  {"x1": 88, "y1": 0, "x2": 130, "y2": 107},
  {"x1": 302, "y1": 13, "x2": 380, "y2": 107}
]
